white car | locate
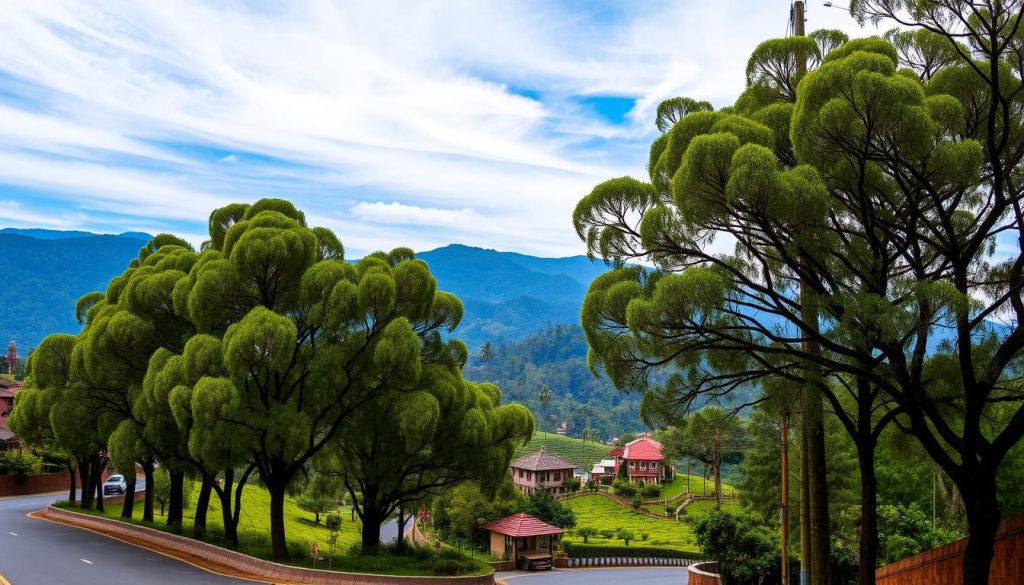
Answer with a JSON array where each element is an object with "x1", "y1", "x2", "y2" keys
[{"x1": 102, "y1": 474, "x2": 127, "y2": 495}]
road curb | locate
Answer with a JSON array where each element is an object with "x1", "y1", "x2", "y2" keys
[{"x1": 34, "y1": 506, "x2": 495, "y2": 585}]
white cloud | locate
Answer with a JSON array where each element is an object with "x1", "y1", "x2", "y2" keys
[
  {"x1": 350, "y1": 202, "x2": 483, "y2": 228},
  {"x1": 0, "y1": 200, "x2": 90, "y2": 228},
  {"x1": 0, "y1": 0, "x2": 882, "y2": 257}
]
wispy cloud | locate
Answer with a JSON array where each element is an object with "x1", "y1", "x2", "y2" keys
[{"x1": 0, "y1": 0, "x2": 875, "y2": 257}]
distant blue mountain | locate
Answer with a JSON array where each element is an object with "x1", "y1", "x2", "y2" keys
[{"x1": 0, "y1": 233, "x2": 610, "y2": 352}]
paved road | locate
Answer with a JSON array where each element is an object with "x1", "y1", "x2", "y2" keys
[
  {"x1": 496, "y1": 567, "x2": 688, "y2": 584},
  {"x1": 0, "y1": 487, "x2": 254, "y2": 585}
]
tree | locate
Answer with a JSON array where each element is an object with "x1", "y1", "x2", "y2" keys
[
  {"x1": 517, "y1": 490, "x2": 576, "y2": 529},
  {"x1": 319, "y1": 335, "x2": 533, "y2": 549},
  {"x1": 616, "y1": 527, "x2": 636, "y2": 546},
  {"x1": 696, "y1": 510, "x2": 779, "y2": 585},
  {"x1": 430, "y1": 478, "x2": 522, "y2": 539},
  {"x1": 576, "y1": 526, "x2": 598, "y2": 543},
  {"x1": 477, "y1": 342, "x2": 495, "y2": 363},
  {"x1": 656, "y1": 407, "x2": 746, "y2": 509},
  {"x1": 537, "y1": 386, "x2": 553, "y2": 432},
  {"x1": 573, "y1": 11, "x2": 1024, "y2": 583}
]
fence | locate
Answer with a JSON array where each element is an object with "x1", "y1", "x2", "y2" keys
[
  {"x1": 562, "y1": 556, "x2": 701, "y2": 568},
  {"x1": 876, "y1": 513, "x2": 1024, "y2": 585}
]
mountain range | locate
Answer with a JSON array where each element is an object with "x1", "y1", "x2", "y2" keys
[{"x1": 0, "y1": 230, "x2": 609, "y2": 351}]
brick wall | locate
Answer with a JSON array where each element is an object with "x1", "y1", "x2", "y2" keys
[
  {"x1": 876, "y1": 513, "x2": 1024, "y2": 585},
  {"x1": 687, "y1": 561, "x2": 723, "y2": 585},
  {"x1": 44, "y1": 506, "x2": 495, "y2": 585},
  {"x1": 0, "y1": 471, "x2": 75, "y2": 496}
]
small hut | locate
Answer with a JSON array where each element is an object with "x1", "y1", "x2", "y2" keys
[{"x1": 481, "y1": 513, "x2": 563, "y2": 571}]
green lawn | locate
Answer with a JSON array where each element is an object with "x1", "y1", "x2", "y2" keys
[
  {"x1": 682, "y1": 499, "x2": 743, "y2": 524},
  {"x1": 62, "y1": 482, "x2": 490, "y2": 576},
  {"x1": 514, "y1": 432, "x2": 611, "y2": 467},
  {"x1": 564, "y1": 494, "x2": 698, "y2": 551},
  {"x1": 659, "y1": 474, "x2": 738, "y2": 499}
]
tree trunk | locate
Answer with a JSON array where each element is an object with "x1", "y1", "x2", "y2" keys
[
  {"x1": 93, "y1": 456, "x2": 105, "y2": 513},
  {"x1": 78, "y1": 457, "x2": 93, "y2": 509},
  {"x1": 713, "y1": 459, "x2": 723, "y2": 509},
  {"x1": 141, "y1": 459, "x2": 155, "y2": 522},
  {"x1": 397, "y1": 506, "x2": 408, "y2": 552},
  {"x1": 961, "y1": 475, "x2": 1001, "y2": 585},
  {"x1": 857, "y1": 440, "x2": 878, "y2": 585},
  {"x1": 120, "y1": 472, "x2": 136, "y2": 519},
  {"x1": 166, "y1": 470, "x2": 184, "y2": 532},
  {"x1": 193, "y1": 476, "x2": 213, "y2": 538},
  {"x1": 805, "y1": 392, "x2": 830, "y2": 585},
  {"x1": 67, "y1": 462, "x2": 77, "y2": 505},
  {"x1": 214, "y1": 468, "x2": 238, "y2": 547},
  {"x1": 269, "y1": 481, "x2": 289, "y2": 561},
  {"x1": 360, "y1": 507, "x2": 386, "y2": 551},
  {"x1": 800, "y1": 412, "x2": 811, "y2": 585}
]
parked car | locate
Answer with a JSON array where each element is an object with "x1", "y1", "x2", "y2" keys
[{"x1": 103, "y1": 474, "x2": 127, "y2": 495}]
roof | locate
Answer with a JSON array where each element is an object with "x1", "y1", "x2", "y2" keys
[
  {"x1": 0, "y1": 428, "x2": 16, "y2": 441},
  {"x1": 481, "y1": 513, "x2": 563, "y2": 537},
  {"x1": 609, "y1": 446, "x2": 624, "y2": 458},
  {"x1": 622, "y1": 437, "x2": 663, "y2": 461},
  {"x1": 510, "y1": 447, "x2": 576, "y2": 471}
]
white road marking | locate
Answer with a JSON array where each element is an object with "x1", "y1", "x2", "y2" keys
[
  {"x1": 81, "y1": 558, "x2": 93, "y2": 565},
  {"x1": 8, "y1": 532, "x2": 16, "y2": 536}
]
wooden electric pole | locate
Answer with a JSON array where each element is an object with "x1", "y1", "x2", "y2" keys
[{"x1": 781, "y1": 410, "x2": 791, "y2": 585}]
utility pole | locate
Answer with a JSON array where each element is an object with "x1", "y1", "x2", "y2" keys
[{"x1": 781, "y1": 410, "x2": 790, "y2": 585}]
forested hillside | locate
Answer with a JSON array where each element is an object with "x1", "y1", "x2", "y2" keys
[{"x1": 463, "y1": 322, "x2": 643, "y2": 440}]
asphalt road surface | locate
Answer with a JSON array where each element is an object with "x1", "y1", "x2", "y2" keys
[
  {"x1": 0, "y1": 485, "x2": 255, "y2": 585},
  {"x1": 496, "y1": 567, "x2": 689, "y2": 585}
]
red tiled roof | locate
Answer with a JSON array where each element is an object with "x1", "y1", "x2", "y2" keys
[
  {"x1": 481, "y1": 513, "x2": 563, "y2": 537},
  {"x1": 622, "y1": 437, "x2": 663, "y2": 461},
  {"x1": 510, "y1": 447, "x2": 577, "y2": 471},
  {"x1": 609, "y1": 446, "x2": 624, "y2": 458}
]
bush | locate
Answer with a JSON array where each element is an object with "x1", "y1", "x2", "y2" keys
[
  {"x1": 565, "y1": 542, "x2": 703, "y2": 559},
  {"x1": 695, "y1": 510, "x2": 778, "y2": 585},
  {"x1": 665, "y1": 505, "x2": 676, "y2": 516},
  {"x1": 599, "y1": 528, "x2": 616, "y2": 540},
  {"x1": 616, "y1": 528, "x2": 636, "y2": 545},
  {"x1": 630, "y1": 495, "x2": 643, "y2": 511},
  {"x1": 0, "y1": 451, "x2": 43, "y2": 475},
  {"x1": 640, "y1": 532, "x2": 649, "y2": 541},
  {"x1": 576, "y1": 526, "x2": 598, "y2": 543},
  {"x1": 612, "y1": 479, "x2": 637, "y2": 498},
  {"x1": 564, "y1": 477, "x2": 582, "y2": 493},
  {"x1": 641, "y1": 483, "x2": 662, "y2": 498},
  {"x1": 585, "y1": 479, "x2": 598, "y2": 491}
]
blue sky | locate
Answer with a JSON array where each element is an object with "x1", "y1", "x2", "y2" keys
[{"x1": 0, "y1": 1, "x2": 872, "y2": 257}]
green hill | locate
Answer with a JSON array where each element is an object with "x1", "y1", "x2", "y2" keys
[{"x1": 514, "y1": 432, "x2": 612, "y2": 468}]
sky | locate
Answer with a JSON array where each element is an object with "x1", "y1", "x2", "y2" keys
[{"x1": 0, "y1": 1, "x2": 880, "y2": 258}]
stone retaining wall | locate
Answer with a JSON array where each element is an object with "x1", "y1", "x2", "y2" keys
[
  {"x1": 687, "y1": 561, "x2": 723, "y2": 585},
  {"x1": 43, "y1": 506, "x2": 494, "y2": 585}
]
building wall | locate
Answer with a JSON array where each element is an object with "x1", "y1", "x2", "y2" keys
[
  {"x1": 489, "y1": 531, "x2": 506, "y2": 558},
  {"x1": 876, "y1": 513, "x2": 1024, "y2": 585},
  {"x1": 511, "y1": 466, "x2": 574, "y2": 494}
]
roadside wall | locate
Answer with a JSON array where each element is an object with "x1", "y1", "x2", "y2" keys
[
  {"x1": 44, "y1": 506, "x2": 495, "y2": 585},
  {"x1": 0, "y1": 468, "x2": 114, "y2": 497},
  {"x1": 876, "y1": 513, "x2": 1024, "y2": 585},
  {"x1": 687, "y1": 561, "x2": 722, "y2": 585}
]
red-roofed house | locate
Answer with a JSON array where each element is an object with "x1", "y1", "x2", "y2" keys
[
  {"x1": 482, "y1": 513, "x2": 562, "y2": 570},
  {"x1": 0, "y1": 378, "x2": 24, "y2": 452},
  {"x1": 510, "y1": 447, "x2": 577, "y2": 495},
  {"x1": 619, "y1": 437, "x2": 671, "y2": 484}
]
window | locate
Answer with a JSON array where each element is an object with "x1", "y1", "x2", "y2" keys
[
  {"x1": 629, "y1": 461, "x2": 635, "y2": 469},
  {"x1": 651, "y1": 462, "x2": 657, "y2": 469},
  {"x1": 640, "y1": 461, "x2": 646, "y2": 469},
  {"x1": 518, "y1": 469, "x2": 524, "y2": 479},
  {"x1": 554, "y1": 472, "x2": 560, "y2": 481}
]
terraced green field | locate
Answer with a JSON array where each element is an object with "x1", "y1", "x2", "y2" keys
[
  {"x1": 658, "y1": 474, "x2": 739, "y2": 499},
  {"x1": 514, "y1": 432, "x2": 611, "y2": 467},
  {"x1": 682, "y1": 499, "x2": 743, "y2": 523},
  {"x1": 563, "y1": 494, "x2": 698, "y2": 551}
]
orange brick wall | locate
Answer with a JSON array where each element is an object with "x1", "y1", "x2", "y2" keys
[
  {"x1": 876, "y1": 513, "x2": 1024, "y2": 585},
  {"x1": 688, "y1": 561, "x2": 723, "y2": 585}
]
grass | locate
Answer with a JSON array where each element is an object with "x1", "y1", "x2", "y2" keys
[
  {"x1": 563, "y1": 494, "x2": 698, "y2": 551},
  {"x1": 681, "y1": 499, "x2": 743, "y2": 524},
  {"x1": 59, "y1": 482, "x2": 491, "y2": 576},
  {"x1": 514, "y1": 432, "x2": 612, "y2": 467},
  {"x1": 659, "y1": 473, "x2": 738, "y2": 499}
]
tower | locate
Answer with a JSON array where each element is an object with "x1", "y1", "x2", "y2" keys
[{"x1": 6, "y1": 340, "x2": 16, "y2": 375}]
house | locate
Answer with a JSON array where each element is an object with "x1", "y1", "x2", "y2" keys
[
  {"x1": 0, "y1": 378, "x2": 23, "y2": 452},
  {"x1": 589, "y1": 458, "x2": 617, "y2": 483},
  {"x1": 619, "y1": 437, "x2": 671, "y2": 484},
  {"x1": 482, "y1": 513, "x2": 562, "y2": 571},
  {"x1": 510, "y1": 447, "x2": 577, "y2": 495}
]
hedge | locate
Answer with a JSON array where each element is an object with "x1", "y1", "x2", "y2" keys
[{"x1": 565, "y1": 542, "x2": 704, "y2": 559}]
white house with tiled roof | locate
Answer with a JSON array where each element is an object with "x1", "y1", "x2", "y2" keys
[{"x1": 509, "y1": 447, "x2": 577, "y2": 495}]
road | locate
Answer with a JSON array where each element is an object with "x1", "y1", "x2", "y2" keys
[
  {"x1": 0, "y1": 486, "x2": 254, "y2": 585},
  {"x1": 496, "y1": 567, "x2": 688, "y2": 585}
]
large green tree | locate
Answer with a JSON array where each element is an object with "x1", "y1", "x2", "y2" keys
[
  {"x1": 573, "y1": 6, "x2": 1024, "y2": 582},
  {"x1": 655, "y1": 406, "x2": 747, "y2": 509}
]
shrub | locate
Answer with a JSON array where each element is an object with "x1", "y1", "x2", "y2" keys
[
  {"x1": 565, "y1": 542, "x2": 703, "y2": 559},
  {"x1": 585, "y1": 479, "x2": 598, "y2": 491},
  {"x1": 564, "y1": 477, "x2": 582, "y2": 493},
  {"x1": 0, "y1": 451, "x2": 43, "y2": 475},
  {"x1": 640, "y1": 532, "x2": 649, "y2": 541},
  {"x1": 599, "y1": 528, "x2": 616, "y2": 540},
  {"x1": 576, "y1": 526, "x2": 598, "y2": 543},
  {"x1": 612, "y1": 479, "x2": 637, "y2": 498},
  {"x1": 630, "y1": 495, "x2": 643, "y2": 511},
  {"x1": 665, "y1": 505, "x2": 676, "y2": 516},
  {"x1": 695, "y1": 510, "x2": 778, "y2": 585},
  {"x1": 641, "y1": 483, "x2": 662, "y2": 498},
  {"x1": 430, "y1": 559, "x2": 471, "y2": 575},
  {"x1": 616, "y1": 528, "x2": 636, "y2": 545}
]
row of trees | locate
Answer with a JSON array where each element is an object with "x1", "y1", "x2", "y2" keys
[
  {"x1": 574, "y1": 3, "x2": 1024, "y2": 585},
  {"x1": 10, "y1": 199, "x2": 534, "y2": 560}
]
